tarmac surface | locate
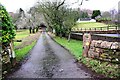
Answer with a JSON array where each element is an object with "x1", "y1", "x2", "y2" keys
[{"x1": 7, "y1": 32, "x2": 93, "y2": 78}]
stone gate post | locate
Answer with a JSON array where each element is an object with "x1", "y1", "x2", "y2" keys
[{"x1": 83, "y1": 33, "x2": 92, "y2": 57}]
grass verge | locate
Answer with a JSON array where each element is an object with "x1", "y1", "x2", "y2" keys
[
  {"x1": 80, "y1": 57, "x2": 119, "y2": 78},
  {"x1": 54, "y1": 36, "x2": 119, "y2": 78},
  {"x1": 54, "y1": 37, "x2": 83, "y2": 60},
  {"x1": 15, "y1": 41, "x2": 36, "y2": 61}
]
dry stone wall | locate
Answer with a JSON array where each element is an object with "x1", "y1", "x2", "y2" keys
[{"x1": 83, "y1": 34, "x2": 120, "y2": 63}]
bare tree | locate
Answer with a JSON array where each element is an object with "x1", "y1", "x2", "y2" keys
[
  {"x1": 102, "y1": 11, "x2": 111, "y2": 19},
  {"x1": 35, "y1": 0, "x2": 79, "y2": 38}
]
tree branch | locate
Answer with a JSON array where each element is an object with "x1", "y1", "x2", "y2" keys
[{"x1": 56, "y1": 0, "x2": 66, "y2": 10}]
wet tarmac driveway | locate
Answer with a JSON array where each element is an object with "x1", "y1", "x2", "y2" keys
[{"x1": 7, "y1": 32, "x2": 92, "y2": 78}]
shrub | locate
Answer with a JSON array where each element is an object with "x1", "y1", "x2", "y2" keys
[{"x1": 0, "y1": 5, "x2": 16, "y2": 47}]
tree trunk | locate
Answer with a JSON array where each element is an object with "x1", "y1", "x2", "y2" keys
[
  {"x1": 67, "y1": 32, "x2": 71, "y2": 42},
  {"x1": 60, "y1": 32, "x2": 62, "y2": 38}
]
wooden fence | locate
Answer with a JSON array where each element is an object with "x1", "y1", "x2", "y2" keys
[{"x1": 72, "y1": 25, "x2": 119, "y2": 31}]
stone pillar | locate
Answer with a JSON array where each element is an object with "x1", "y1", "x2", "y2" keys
[
  {"x1": 83, "y1": 33, "x2": 92, "y2": 57},
  {"x1": 2, "y1": 41, "x2": 16, "y2": 75},
  {"x1": 9, "y1": 41, "x2": 16, "y2": 66}
]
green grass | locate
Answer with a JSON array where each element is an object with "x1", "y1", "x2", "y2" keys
[
  {"x1": 54, "y1": 37, "x2": 83, "y2": 59},
  {"x1": 74, "y1": 22, "x2": 108, "y2": 28},
  {"x1": 72, "y1": 22, "x2": 108, "y2": 30},
  {"x1": 81, "y1": 57, "x2": 119, "y2": 78},
  {"x1": 54, "y1": 36, "x2": 119, "y2": 78},
  {"x1": 14, "y1": 29, "x2": 29, "y2": 47},
  {"x1": 14, "y1": 29, "x2": 38, "y2": 61},
  {"x1": 15, "y1": 29, "x2": 29, "y2": 40},
  {"x1": 14, "y1": 42, "x2": 21, "y2": 46},
  {"x1": 15, "y1": 41, "x2": 36, "y2": 61}
]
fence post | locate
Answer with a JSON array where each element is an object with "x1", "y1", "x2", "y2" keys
[
  {"x1": 107, "y1": 26, "x2": 109, "y2": 31},
  {"x1": 100, "y1": 27, "x2": 102, "y2": 31},
  {"x1": 89, "y1": 28, "x2": 91, "y2": 31},
  {"x1": 81, "y1": 28, "x2": 82, "y2": 31},
  {"x1": 94, "y1": 28, "x2": 96, "y2": 31},
  {"x1": 116, "y1": 26, "x2": 117, "y2": 30}
]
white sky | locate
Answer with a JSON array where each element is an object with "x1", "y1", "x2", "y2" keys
[{"x1": 0, "y1": 0, "x2": 119, "y2": 12}]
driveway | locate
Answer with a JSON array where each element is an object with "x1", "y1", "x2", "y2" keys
[{"x1": 7, "y1": 32, "x2": 92, "y2": 78}]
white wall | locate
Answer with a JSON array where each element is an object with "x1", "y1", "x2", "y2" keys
[{"x1": 77, "y1": 19, "x2": 96, "y2": 23}]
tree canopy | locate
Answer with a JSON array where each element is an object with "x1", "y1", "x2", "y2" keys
[
  {"x1": 102, "y1": 11, "x2": 111, "y2": 19},
  {"x1": 35, "y1": 0, "x2": 80, "y2": 37},
  {"x1": 80, "y1": 11, "x2": 89, "y2": 18},
  {"x1": 91, "y1": 10, "x2": 101, "y2": 19}
]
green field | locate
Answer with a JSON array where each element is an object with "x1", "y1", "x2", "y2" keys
[
  {"x1": 72, "y1": 22, "x2": 108, "y2": 30},
  {"x1": 14, "y1": 29, "x2": 30, "y2": 46},
  {"x1": 54, "y1": 37, "x2": 83, "y2": 59},
  {"x1": 74, "y1": 22, "x2": 108, "y2": 28},
  {"x1": 15, "y1": 29, "x2": 29, "y2": 40}
]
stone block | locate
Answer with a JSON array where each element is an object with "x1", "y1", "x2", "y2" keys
[
  {"x1": 2, "y1": 54, "x2": 10, "y2": 64},
  {"x1": 95, "y1": 48, "x2": 103, "y2": 53},
  {"x1": 106, "y1": 42, "x2": 113, "y2": 49},
  {"x1": 90, "y1": 46, "x2": 95, "y2": 51},
  {"x1": 111, "y1": 42, "x2": 119, "y2": 49},
  {"x1": 90, "y1": 40, "x2": 96, "y2": 47},
  {"x1": 94, "y1": 40, "x2": 102, "y2": 47},
  {"x1": 94, "y1": 52, "x2": 100, "y2": 58},
  {"x1": 88, "y1": 50, "x2": 95, "y2": 58},
  {"x1": 101, "y1": 41, "x2": 112, "y2": 49},
  {"x1": 88, "y1": 49, "x2": 99, "y2": 58},
  {"x1": 100, "y1": 41, "x2": 107, "y2": 48}
]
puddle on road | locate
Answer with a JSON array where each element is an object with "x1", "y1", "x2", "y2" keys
[{"x1": 42, "y1": 34, "x2": 60, "y2": 78}]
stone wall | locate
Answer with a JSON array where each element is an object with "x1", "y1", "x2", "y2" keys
[
  {"x1": 88, "y1": 40, "x2": 120, "y2": 63},
  {"x1": 83, "y1": 34, "x2": 120, "y2": 63},
  {"x1": 2, "y1": 42, "x2": 16, "y2": 75}
]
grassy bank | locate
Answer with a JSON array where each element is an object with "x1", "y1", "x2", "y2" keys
[
  {"x1": 14, "y1": 29, "x2": 39, "y2": 61},
  {"x1": 80, "y1": 57, "x2": 119, "y2": 78},
  {"x1": 54, "y1": 36, "x2": 119, "y2": 78},
  {"x1": 54, "y1": 37, "x2": 83, "y2": 59},
  {"x1": 15, "y1": 41, "x2": 36, "y2": 61}
]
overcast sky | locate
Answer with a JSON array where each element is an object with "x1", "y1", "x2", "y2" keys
[{"x1": 0, "y1": 0, "x2": 119, "y2": 12}]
